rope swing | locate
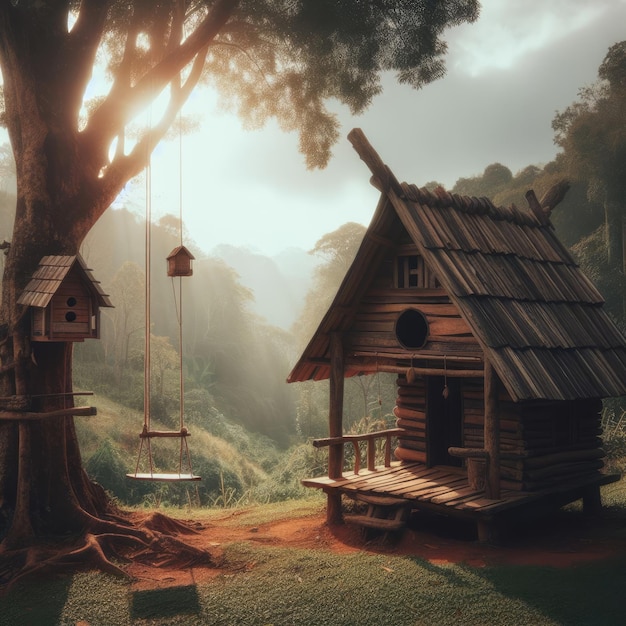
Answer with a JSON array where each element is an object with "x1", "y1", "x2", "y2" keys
[{"x1": 127, "y1": 118, "x2": 200, "y2": 482}]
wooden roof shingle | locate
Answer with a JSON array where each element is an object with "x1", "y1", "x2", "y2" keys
[{"x1": 17, "y1": 255, "x2": 113, "y2": 309}]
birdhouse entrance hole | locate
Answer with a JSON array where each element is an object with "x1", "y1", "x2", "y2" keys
[{"x1": 395, "y1": 308, "x2": 429, "y2": 349}]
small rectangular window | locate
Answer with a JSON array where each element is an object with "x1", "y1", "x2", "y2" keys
[{"x1": 395, "y1": 255, "x2": 439, "y2": 288}]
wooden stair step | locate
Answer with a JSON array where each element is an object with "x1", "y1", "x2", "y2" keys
[
  {"x1": 344, "y1": 515, "x2": 406, "y2": 532},
  {"x1": 353, "y1": 493, "x2": 410, "y2": 507}
]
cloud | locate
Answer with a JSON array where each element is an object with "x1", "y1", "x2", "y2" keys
[
  {"x1": 449, "y1": 0, "x2": 617, "y2": 76},
  {"x1": 152, "y1": 0, "x2": 625, "y2": 256}
]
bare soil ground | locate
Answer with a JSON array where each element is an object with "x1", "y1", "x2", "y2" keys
[{"x1": 125, "y1": 506, "x2": 626, "y2": 591}]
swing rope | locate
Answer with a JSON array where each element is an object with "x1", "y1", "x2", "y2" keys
[
  {"x1": 177, "y1": 112, "x2": 185, "y2": 435},
  {"x1": 127, "y1": 112, "x2": 199, "y2": 482},
  {"x1": 144, "y1": 156, "x2": 152, "y2": 435}
]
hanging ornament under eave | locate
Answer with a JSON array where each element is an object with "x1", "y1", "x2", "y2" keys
[
  {"x1": 167, "y1": 245, "x2": 195, "y2": 277},
  {"x1": 406, "y1": 354, "x2": 417, "y2": 384}
]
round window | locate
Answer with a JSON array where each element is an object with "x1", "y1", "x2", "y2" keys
[{"x1": 395, "y1": 308, "x2": 429, "y2": 349}]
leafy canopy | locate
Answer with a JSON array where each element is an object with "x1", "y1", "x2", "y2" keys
[
  {"x1": 552, "y1": 41, "x2": 626, "y2": 200},
  {"x1": 1, "y1": 0, "x2": 479, "y2": 178}
]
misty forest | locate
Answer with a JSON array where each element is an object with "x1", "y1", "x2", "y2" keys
[{"x1": 1, "y1": 1, "x2": 626, "y2": 622}]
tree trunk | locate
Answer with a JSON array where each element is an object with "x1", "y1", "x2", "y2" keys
[
  {"x1": 0, "y1": 198, "x2": 104, "y2": 545},
  {"x1": 0, "y1": 2, "x2": 232, "y2": 587},
  {"x1": 605, "y1": 193, "x2": 623, "y2": 271}
]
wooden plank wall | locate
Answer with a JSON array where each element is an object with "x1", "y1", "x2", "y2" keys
[{"x1": 345, "y1": 244, "x2": 481, "y2": 358}]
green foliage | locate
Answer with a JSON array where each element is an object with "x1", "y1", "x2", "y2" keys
[
  {"x1": 183, "y1": 388, "x2": 215, "y2": 426},
  {"x1": 453, "y1": 162, "x2": 513, "y2": 199},
  {"x1": 552, "y1": 40, "x2": 626, "y2": 275},
  {"x1": 191, "y1": 459, "x2": 245, "y2": 507},
  {"x1": 0, "y1": 185, "x2": 15, "y2": 242},
  {"x1": 295, "y1": 381, "x2": 328, "y2": 440},
  {"x1": 76, "y1": 392, "x2": 276, "y2": 507},
  {"x1": 76, "y1": 211, "x2": 300, "y2": 445},
  {"x1": 444, "y1": 41, "x2": 626, "y2": 327},
  {"x1": 601, "y1": 399, "x2": 626, "y2": 474},
  {"x1": 292, "y1": 222, "x2": 366, "y2": 351},
  {"x1": 206, "y1": 0, "x2": 479, "y2": 168},
  {"x1": 571, "y1": 227, "x2": 626, "y2": 318},
  {"x1": 251, "y1": 443, "x2": 326, "y2": 503},
  {"x1": 85, "y1": 439, "x2": 130, "y2": 502}
]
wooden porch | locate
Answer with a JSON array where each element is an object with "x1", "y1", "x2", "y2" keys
[{"x1": 305, "y1": 429, "x2": 620, "y2": 542}]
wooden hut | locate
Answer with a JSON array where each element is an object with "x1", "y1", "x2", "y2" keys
[
  {"x1": 18, "y1": 254, "x2": 113, "y2": 342},
  {"x1": 287, "y1": 130, "x2": 626, "y2": 541}
]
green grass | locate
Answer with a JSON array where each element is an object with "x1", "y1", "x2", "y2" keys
[
  {"x1": 3, "y1": 543, "x2": 625, "y2": 626},
  {"x1": 161, "y1": 494, "x2": 326, "y2": 525},
  {"x1": 3, "y1": 487, "x2": 626, "y2": 626}
]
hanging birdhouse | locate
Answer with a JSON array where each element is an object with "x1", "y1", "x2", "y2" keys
[
  {"x1": 17, "y1": 254, "x2": 113, "y2": 342},
  {"x1": 166, "y1": 245, "x2": 194, "y2": 277}
]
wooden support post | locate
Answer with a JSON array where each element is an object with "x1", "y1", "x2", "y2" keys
[
  {"x1": 327, "y1": 332, "x2": 345, "y2": 524},
  {"x1": 582, "y1": 485, "x2": 602, "y2": 516},
  {"x1": 484, "y1": 358, "x2": 501, "y2": 500},
  {"x1": 367, "y1": 438, "x2": 376, "y2": 471},
  {"x1": 477, "y1": 519, "x2": 501, "y2": 544}
]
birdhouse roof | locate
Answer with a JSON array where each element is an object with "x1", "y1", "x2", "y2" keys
[
  {"x1": 17, "y1": 254, "x2": 113, "y2": 309},
  {"x1": 287, "y1": 130, "x2": 626, "y2": 402},
  {"x1": 166, "y1": 245, "x2": 195, "y2": 261}
]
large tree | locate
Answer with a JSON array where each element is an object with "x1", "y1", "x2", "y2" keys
[
  {"x1": 0, "y1": 0, "x2": 479, "y2": 585},
  {"x1": 552, "y1": 41, "x2": 626, "y2": 271}
]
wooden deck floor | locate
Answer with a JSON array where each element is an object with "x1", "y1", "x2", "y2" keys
[{"x1": 303, "y1": 461, "x2": 619, "y2": 525}]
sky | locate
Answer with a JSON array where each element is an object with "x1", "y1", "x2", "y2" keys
[
  {"x1": 6, "y1": 1, "x2": 626, "y2": 258},
  {"x1": 137, "y1": 0, "x2": 626, "y2": 257}
]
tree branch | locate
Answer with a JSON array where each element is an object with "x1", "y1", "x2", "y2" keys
[
  {"x1": 63, "y1": 0, "x2": 111, "y2": 117},
  {"x1": 95, "y1": 42, "x2": 208, "y2": 221},
  {"x1": 82, "y1": 0, "x2": 238, "y2": 164}
]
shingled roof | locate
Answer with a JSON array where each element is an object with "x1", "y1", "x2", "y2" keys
[
  {"x1": 17, "y1": 255, "x2": 113, "y2": 309},
  {"x1": 288, "y1": 130, "x2": 626, "y2": 402}
]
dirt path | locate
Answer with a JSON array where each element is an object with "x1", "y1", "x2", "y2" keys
[{"x1": 126, "y1": 507, "x2": 626, "y2": 591}]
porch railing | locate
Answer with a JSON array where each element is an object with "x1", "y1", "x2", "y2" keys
[{"x1": 312, "y1": 428, "x2": 405, "y2": 475}]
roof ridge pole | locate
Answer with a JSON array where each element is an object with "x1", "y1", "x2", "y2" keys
[
  {"x1": 524, "y1": 189, "x2": 550, "y2": 226},
  {"x1": 347, "y1": 128, "x2": 403, "y2": 195},
  {"x1": 327, "y1": 331, "x2": 344, "y2": 525}
]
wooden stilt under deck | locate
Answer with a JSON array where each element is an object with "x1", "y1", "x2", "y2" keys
[
  {"x1": 327, "y1": 332, "x2": 345, "y2": 524},
  {"x1": 303, "y1": 461, "x2": 619, "y2": 541}
]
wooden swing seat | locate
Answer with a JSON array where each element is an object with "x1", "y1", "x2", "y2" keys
[
  {"x1": 128, "y1": 425, "x2": 200, "y2": 481},
  {"x1": 138, "y1": 427, "x2": 190, "y2": 438},
  {"x1": 126, "y1": 472, "x2": 200, "y2": 482}
]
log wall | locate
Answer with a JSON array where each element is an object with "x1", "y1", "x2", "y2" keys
[
  {"x1": 393, "y1": 375, "x2": 605, "y2": 492},
  {"x1": 393, "y1": 375, "x2": 427, "y2": 464},
  {"x1": 515, "y1": 399, "x2": 605, "y2": 491}
]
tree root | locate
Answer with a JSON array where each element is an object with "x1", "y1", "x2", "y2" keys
[
  {"x1": 0, "y1": 509, "x2": 222, "y2": 593},
  {"x1": 140, "y1": 511, "x2": 202, "y2": 535}
]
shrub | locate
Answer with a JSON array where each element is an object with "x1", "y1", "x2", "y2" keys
[
  {"x1": 85, "y1": 439, "x2": 132, "y2": 502},
  {"x1": 602, "y1": 401, "x2": 626, "y2": 473},
  {"x1": 250, "y1": 443, "x2": 325, "y2": 503}
]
